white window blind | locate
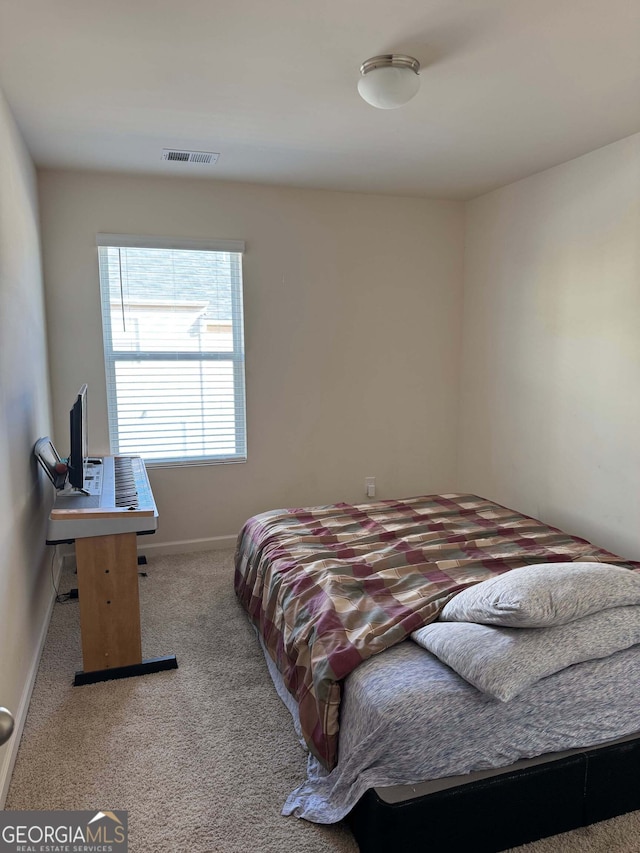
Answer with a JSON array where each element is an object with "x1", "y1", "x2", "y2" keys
[{"x1": 97, "y1": 235, "x2": 246, "y2": 466}]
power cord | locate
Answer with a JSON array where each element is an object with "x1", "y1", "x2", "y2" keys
[{"x1": 49, "y1": 545, "x2": 77, "y2": 603}]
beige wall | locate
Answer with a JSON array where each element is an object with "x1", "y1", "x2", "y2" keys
[
  {"x1": 0, "y1": 88, "x2": 53, "y2": 802},
  {"x1": 458, "y1": 133, "x2": 640, "y2": 560},
  {"x1": 38, "y1": 171, "x2": 465, "y2": 547}
]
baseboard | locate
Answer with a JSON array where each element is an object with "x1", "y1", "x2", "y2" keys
[
  {"x1": 61, "y1": 535, "x2": 237, "y2": 570},
  {"x1": 140, "y1": 535, "x2": 237, "y2": 557},
  {"x1": 0, "y1": 550, "x2": 63, "y2": 807}
]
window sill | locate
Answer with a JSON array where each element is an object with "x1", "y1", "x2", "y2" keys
[{"x1": 143, "y1": 456, "x2": 247, "y2": 470}]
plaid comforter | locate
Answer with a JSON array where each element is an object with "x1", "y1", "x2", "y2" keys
[{"x1": 234, "y1": 494, "x2": 639, "y2": 770}]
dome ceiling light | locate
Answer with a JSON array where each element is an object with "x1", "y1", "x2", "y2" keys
[{"x1": 357, "y1": 54, "x2": 421, "y2": 110}]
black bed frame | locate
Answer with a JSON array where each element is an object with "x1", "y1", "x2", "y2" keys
[{"x1": 348, "y1": 736, "x2": 640, "y2": 852}]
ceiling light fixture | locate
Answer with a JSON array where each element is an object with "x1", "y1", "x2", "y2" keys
[{"x1": 357, "y1": 54, "x2": 421, "y2": 110}]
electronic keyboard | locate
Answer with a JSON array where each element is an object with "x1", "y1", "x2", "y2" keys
[{"x1": 46, "y1": 456, "x2": 158, "y2": 543}]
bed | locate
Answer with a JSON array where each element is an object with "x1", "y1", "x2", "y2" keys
[{"x1": 234, "y1": 493, "x2": 640, "y2": 852}]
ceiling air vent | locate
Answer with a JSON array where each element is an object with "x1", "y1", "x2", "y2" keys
[{"x1": 162, "y1": 149, "x2": 220, "y2": 165}]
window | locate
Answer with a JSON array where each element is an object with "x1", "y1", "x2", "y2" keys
[{"x1": 97, "y1": 234, "x2": 246, "y2": 465}]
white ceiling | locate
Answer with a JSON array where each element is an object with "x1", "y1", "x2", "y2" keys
[{"x1": 0, "y1": 0, "x2": 638, "y2": 200}]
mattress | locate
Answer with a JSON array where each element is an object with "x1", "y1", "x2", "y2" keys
[
  {"x1": 279, "y1": 638, "x2": 640, "y2": 823},
  {"x1": 375, "y1": 731, "x2": 640, "y2": 805}
]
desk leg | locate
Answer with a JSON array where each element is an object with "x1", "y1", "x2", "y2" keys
[
  {"x1": 75, "y1": 532, "x2": 142, "y2": 672},
  {"x1": 73, "y1": 532, "x2": 177, "y2": 685}
]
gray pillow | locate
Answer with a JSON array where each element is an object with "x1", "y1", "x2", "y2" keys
[
  {"x1": 440, "y1": 562, "x2": 640, "y2": 628},
  {"x1": 412, "y1": 605, "x2": 640, "y2": 701}
]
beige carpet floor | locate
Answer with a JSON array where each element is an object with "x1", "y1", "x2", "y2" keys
[{"x1": 6, "y1": 549, "x2": 640, "y2": 852}]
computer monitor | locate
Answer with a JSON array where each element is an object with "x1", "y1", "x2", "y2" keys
[{"x1": 68, "y1": 384, "x2": 88, "y2": 490}]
